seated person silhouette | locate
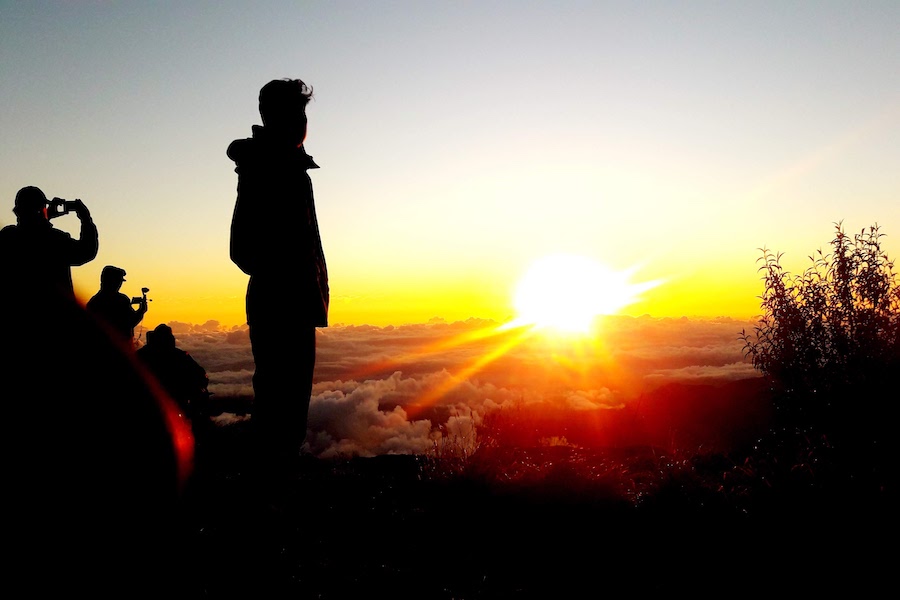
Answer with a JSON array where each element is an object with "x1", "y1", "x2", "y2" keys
[
  {"x1": 137, "y1": 324, "x2": 211, "y2": 438},
  {"x1": 86, "y1": 265, "x2": 147, "y2": 347}
]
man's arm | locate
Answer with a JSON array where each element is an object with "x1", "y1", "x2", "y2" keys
[
  {"x1": 68, "y1": 199, "x2": 99, "y2": 266},
  {"x1": 229, "y1": 167, "x2": 267, "y2": 276},
  {"x1": 132, "y1": 304, "x2": 147, "y2": 326}
]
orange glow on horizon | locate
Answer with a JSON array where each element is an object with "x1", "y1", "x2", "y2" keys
[
  {"x1": 334, "y1": 314, "x2": 636, "y2": 421},
  {"x1": 68, "y1": 254, "x2": 765, "y2": 332}
]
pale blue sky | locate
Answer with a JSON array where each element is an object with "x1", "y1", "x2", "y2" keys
[{"x1": 2, "y1": 1, "x2": 898, "y2": 327}]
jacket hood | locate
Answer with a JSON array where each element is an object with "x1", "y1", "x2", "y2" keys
[{"x1": 227, "y1": 125, "x2": 319, "y2": 169}]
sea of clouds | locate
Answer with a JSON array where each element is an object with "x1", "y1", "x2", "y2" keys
[{"x1": 161, "y1": 315, "x2": 761, "y2": 458}]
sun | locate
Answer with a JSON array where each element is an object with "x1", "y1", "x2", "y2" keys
[{"x1": 510, "y1": 254, "x2": 659, "y2": 334}]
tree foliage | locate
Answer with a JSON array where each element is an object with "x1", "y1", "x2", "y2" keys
[{"x1": 740, "y1": 222, "x2": 900, "y2": 428}]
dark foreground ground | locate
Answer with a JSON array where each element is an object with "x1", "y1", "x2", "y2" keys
[{"x1": 164, "y1": 420, "x2": 893, "y2": 599}]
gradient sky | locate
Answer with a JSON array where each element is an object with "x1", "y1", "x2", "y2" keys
[{"x1": 2, "y1": 1, "x2": 898, "y2": 330}]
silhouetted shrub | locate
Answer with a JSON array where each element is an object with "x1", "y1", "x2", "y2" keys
[{"x1": 740, "y1": 222, "x2": 899, "y2": 445}]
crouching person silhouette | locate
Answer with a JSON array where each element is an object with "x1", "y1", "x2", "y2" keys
[
  {"x1": 137, "y1": 324, "x2": 212, "y2": 443},
  {"x1": 229, "y1": 78, "x2": 329, "y2": 483}
]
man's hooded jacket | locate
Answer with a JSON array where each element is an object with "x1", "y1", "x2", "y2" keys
[{"x1": 228, "y1": 125, "x2": 329, "y2": 327}]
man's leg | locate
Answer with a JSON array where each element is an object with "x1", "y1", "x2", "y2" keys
[
  {"x1": 293, "y1": 326, "x2": 316, "y2": 449},
  {"x1": 249, "y1": 322, "x2": 316, "y2": 470}
]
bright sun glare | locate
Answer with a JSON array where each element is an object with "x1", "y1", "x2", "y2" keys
[{"x1": 511, "y1": 254, "x2": 659, "y2": 334}]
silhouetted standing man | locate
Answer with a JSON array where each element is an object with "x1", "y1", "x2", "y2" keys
[
  {"x1": 229, "y1": 78, "x2": 329, "y2": 476},
  {"x1": 86, "y1": 265, "x2": 148, "y2": 347},
  {"x1": 0, "y1": 186, "x2": 98, "y2": 314}
]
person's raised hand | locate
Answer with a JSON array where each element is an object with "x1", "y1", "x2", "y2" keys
[{"x1": 72, "y1": 198, "x2": 91, "y2": 220}]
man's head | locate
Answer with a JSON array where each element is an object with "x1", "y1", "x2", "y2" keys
[
  {"x1": 100, "y1": 265, "x2": 127, "y2": 290},
  {"x1": 13, "y1": 186, "x2": 49, "y2": 221},
  {"x1": 259, "y1": 78, "x2": 313, "y2": 146},
  {"x1": 148, "y1": 324, "x2": 176, "y2": 349}
]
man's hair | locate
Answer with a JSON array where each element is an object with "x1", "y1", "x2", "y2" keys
[
  {"x1": 13, "y1": 186, "x2": 47, "y2": 217},
  {"x1": 148, "y1": 323, "x2": 176, "y2": 348},
  {"x1": 259, "y1": 78, "x2": 313, "y2": 121},
  {"x1": 100, "y1": 265, "x2": 127, "y2": 286}
]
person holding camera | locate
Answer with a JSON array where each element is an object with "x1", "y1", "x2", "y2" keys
[
  {"x1": 1, "y1": 189, "x2": 188, "y2": 595},
  {"x1": 86, "y1": 265, "x2": 148, "y2": 347},
  {"x1": 0, "y1": 186, "x2": 99, "y2": 311},
  {"x1": 229, "y1": 78, "x2": 329, "y2": 479}
]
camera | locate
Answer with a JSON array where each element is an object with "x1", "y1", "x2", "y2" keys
[
  {"x1": 131, "y1": 287, "x2": 151, "y2": 305},
  {"x1": 47, "y1": 198, "x2": 78, "y2": 219}
]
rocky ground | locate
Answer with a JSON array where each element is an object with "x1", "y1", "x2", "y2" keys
[{"x1": 164, "y1": 420, "x2": 892, "y2": 599}]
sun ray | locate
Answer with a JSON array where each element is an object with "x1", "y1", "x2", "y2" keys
[
  {"x1": 403, "y1": 323, "x2": 538, "y2": 418},
  {"x1": 331, "y1": 254, "x2": 664, "y2": 416},
  {"x1": 339, "y1": 320, "x2": 529, "y2": 382}
]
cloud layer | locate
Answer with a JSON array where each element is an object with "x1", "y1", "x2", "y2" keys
[{"x1": 168, "y1": 316, "x2": 760, "y2": 458}]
